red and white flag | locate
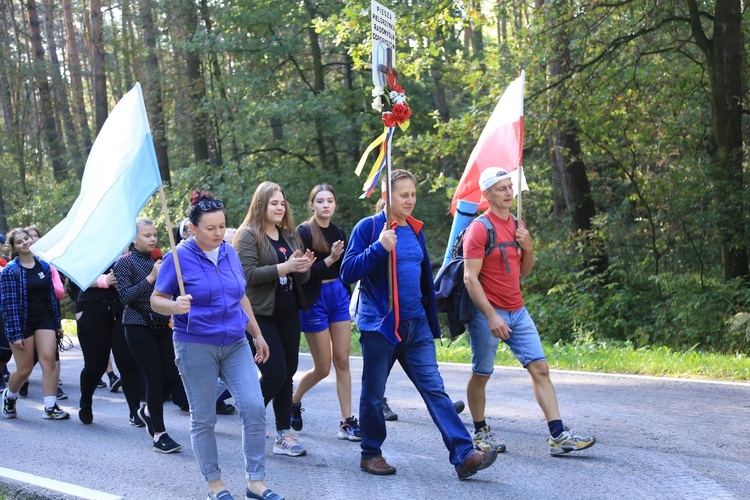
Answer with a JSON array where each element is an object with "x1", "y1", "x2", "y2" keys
[{"x1": 451, "y1": 71, "x2": 527, "y2": 215}]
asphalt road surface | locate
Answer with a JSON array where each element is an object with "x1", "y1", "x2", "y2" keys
[{"x1": 1, "y1": 339, "x2": 748, "y2": 499}]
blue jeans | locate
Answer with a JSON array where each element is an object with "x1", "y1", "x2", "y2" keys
[
  {"x1": 174, "y1": 338, "x2": 266, "y2": 483},
  {"x1": 359, "y1": 317, "x2": 474, "y2": 470}
]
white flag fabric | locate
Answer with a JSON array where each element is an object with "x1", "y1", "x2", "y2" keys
[{"x1": 31, "y1": 83, "x2": 162, "y2": 289}]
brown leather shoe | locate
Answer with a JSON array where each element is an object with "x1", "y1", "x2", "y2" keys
[
  {"x1": 456, "y1": 449, "x2": 498, "y2": 480},
  {"x1": 360, "y1": 456, "x2": 397, "y2": 475}
]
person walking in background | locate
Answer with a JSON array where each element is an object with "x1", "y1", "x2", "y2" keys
[
  {"x1": 114, "y1": 218, "x2": 182, "y2": 453},
  {"x1": 153, "y1": 189, "x2": 283, "y2": 500},
  {"x1": 462, "y1": 167, "x2": 595, "y2": 456},
  {"x1": 75, "y1": 267, "x2": 142, "y2": 426},
  {"x1": 290, "y1": 184, "x2": 360, "y2": 441},
  {"x1": 1, "y1": 228, "x2": 69, "y2": 420},
  {"x1": 233, "y1": 181, "x2": 314, "y2": 458},
  {"x1": 340, "y1": 170, "x2": 497, "y2": 479}
]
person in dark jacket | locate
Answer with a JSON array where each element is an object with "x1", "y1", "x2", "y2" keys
[
  {"x1": 113, "y1": 217, "x2": 181, "y2": 454},
  {"x1": 340, "y1": 170, "x2": 497, "y2": 479},
  {"x1": 153, "y1": 190, "x2": 282, "y2": 500}
]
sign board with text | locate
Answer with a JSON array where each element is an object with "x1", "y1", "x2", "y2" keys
[{"x1": 371, "y1": 0, "x2": 396, "y2": 87}]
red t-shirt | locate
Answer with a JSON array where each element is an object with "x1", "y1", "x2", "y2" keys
[{"x1": 462, "y1": 211, "x2": 524, "y2": 311}]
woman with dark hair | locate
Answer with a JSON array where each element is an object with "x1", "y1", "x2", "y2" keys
[
  {"x1": 75, "y1": 265, "x2": 142, "y2": 426},
  {"x1": 233, "y1": 181, "x2": 314, "y2": 458},
  {"x1": 113, "y1": 218, "x2": 181, "y2": 453},
  {"x1": 153, "y1": 189, "x2": 282, "y2": 500},
  {"x1": 1, "y1": 228, "x2": 69, "y2": 420},
  {"x1": 289, "y1": 184, "x2": 360, "y2": 441}
]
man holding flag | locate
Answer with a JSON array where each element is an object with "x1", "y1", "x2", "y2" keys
[{"x1": 462, "y1": 167, "x2": 596, "y2": 456}]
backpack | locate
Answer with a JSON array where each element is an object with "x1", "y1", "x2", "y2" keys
[{"x1": 434, "y1": 214, "x2": 519, "y2": 339}]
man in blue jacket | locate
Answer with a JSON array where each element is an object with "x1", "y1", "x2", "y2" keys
[{"x1": 341, "y1": 169, "x2": 498, "y2": 480}]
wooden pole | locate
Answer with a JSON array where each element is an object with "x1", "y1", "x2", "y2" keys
[{"x1": 158, "y1": 185, "x2": 185, "y2": 296}]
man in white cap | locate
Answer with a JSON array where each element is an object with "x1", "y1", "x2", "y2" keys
[{"x1": 462, "y1": 167, "x2": 596, "y2": 456}]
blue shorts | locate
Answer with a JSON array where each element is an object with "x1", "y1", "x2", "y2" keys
[
  {"x1": 299, "y1": 279, "x2": 351, "y2": 333},
  {"x1": 467, "y1": 306, "x2": 545, "y2": 374}
]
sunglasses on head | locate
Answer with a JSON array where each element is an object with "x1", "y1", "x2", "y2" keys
[{"x1": 197, "y1": 200, "x2": 224, "y2": 211}]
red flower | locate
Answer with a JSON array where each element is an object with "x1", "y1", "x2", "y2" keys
[
  {"x1": 392, "y1": 103, "x2": 411, "y2": 123},
  {"x1": 382, "y1": 111, "x2": 397, "y2": 128}
]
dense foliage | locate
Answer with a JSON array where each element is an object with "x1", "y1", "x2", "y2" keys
[{"x1": 0, "y1": 0, "x2": 747, "y2": 353}]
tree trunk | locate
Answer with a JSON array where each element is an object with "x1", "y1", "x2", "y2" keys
[
  {"x1": 303, "y1": 0, "x2": 328, "y2": 168},
  {"x1": 686, "y1": 0, "x2": 747, "y2": 280},
  {"x1": 138, "y1": 0, "x2": 170, "y2": 183},
  {"x1": 90, "y1": 0, "x2": 108, "y2": 134},
  {"x1": 62, "y1": 0, "x2": 93, "y2": 170},
  {"x1": 121, "y1": 0, "x2": 136, "y2": 89},
  {"x1": 25, "y1": 0, "x2": 66, "y2": 180},
  {"x1": 544, "y1": 0, "x2": 607, "y2": 273},
  {"x1": 42, "y1": 0, "x2": 81, "y2": 169}
]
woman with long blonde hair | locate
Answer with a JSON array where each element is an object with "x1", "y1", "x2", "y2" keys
[{"x1": 233, "y1": 181, "x2": 314, "y2": 458}]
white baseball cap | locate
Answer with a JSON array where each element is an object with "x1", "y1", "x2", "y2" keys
[{"x1": 479, "y1": 167, "x2": 512, "y2": 191}]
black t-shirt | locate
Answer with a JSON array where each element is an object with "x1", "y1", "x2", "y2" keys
[
  {"x1": 268, "y1": 232, "x2": 297, "y2": 308},
  {"x1": 298, "y1": 223, "x2": 345, "y2": 281},
  {"x1": 26, "y1": 261, "x2": 50, "y2": 318}
]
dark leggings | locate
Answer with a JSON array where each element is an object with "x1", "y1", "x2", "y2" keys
[
  {"x1": 253, "y1": 299, "x2": 301, "y2": 431},
  {"x1": 77, "y1": 300, "x2": 141, "y2": 416},
  {"x1": 124, "y1": 324, "x2": 180, "y2": 433}
]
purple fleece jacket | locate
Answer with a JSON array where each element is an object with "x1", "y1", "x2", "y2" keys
[{"x1": 156, "y1": 238, "x2": 249, "y2": 346}]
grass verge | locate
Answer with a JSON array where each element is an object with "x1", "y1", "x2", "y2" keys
[{"x1": 63, "y1": 320, "x2": 748, "y2": 381}]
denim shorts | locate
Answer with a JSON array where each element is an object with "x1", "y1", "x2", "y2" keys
[
  {"x1": 468, "y1": 306, "x2": 545, "y2": 374},
  {"x1": 299, "y1": 279, "x2": 351, "y2": 333}
]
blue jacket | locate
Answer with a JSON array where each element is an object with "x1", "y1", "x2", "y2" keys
[
  {"x1": 156, "y1": 238, "x2": 249, "y2": 346},
  {"x1": 340, "y1": 210, "x2": 441, "y2": 344},
  {"x1": 0, "y1": 257, "x2": 61, "y2": 343}
]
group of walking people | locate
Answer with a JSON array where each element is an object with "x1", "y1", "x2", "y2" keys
[{"x1": 2, "y1": 167, "x2": 595, "y2": 500}]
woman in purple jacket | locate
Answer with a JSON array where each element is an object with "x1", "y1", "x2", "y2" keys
[{"x1": 152, "y1": 190, "x2": 283, "y2": 500}]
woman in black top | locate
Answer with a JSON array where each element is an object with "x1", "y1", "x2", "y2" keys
[
  {"x1": 113, "y1": 217, "x2": 181, "y2": 454},
  {"x1": 75, "y1": 266, "x2": 141, "y2": 426},
  {"x1": 1, "y1": 228, "x2": 68, "y2": 420},
  {"x1": 290, "y1": 185, "x2": 360, "y2": 441}
]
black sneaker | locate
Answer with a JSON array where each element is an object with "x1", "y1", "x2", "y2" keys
[
  {"x1": 453, "y1": 400, "x2": 465, "y2": 414},
  {"x1": 382, "y1": 397, "x2": 398, "y2": 421},
  {"x1": 130, "y1": 412, "x2": 146, "y2": 427},
  {"x1": 96, "y1": 379, "x2": 107, "y2": 389},
  {"x1": 108, "y1": 375, "x2": 122, "y2": 393},
  {"x1": 79, "y1": 404, "x2": 93, "y2": 424},
  {"x1": 153, "y1": 433, "x2": 181, "y2": 454},
  {"x1": 43, "y1": 404, "x2": 71, "y2": 420},
  {"x1": 290, "y1": 402, "x2": 304, "y2": 431},
  {"x1": 137, "y1": 404, "x2": 155, "y2": 437},
  {"x1": 216, "y1": 400, "x2": 236, "y2": 415},
  {"x1": 57, "y1": 386, "x2": 68, "y2": 400},
  {"x1": 19, "y1": 381, "x2": 29, "y2": 397},
  {"x1": 2, "y1": 389, "x2": 17, "y2": 419}
]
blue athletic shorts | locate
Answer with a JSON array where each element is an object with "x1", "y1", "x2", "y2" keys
[
  {"x1": 468, "y1": 306, "x2": 545, "y2": 374},
  {"x1": 299, "y1": 279, "x2": 351, "y2": 333}
]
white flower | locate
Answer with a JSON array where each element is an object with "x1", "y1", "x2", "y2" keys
[
  {"x1": 371, "y1": 96, "x2": 383, "y2": 111},
  {"x1": 372, "y1": 86, "x2": 384, "y2": 97},
  {"x1": 391, "y1": 91, "x2": 406, "y2": 104}
]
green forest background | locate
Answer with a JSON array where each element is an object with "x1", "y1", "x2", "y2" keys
[{"x1": 0, "y1": 0, "x2": 748, "y2": 355}]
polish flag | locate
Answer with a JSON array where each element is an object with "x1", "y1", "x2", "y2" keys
[{"x1": 450, "y1": 71, "x2": 527, "y2": 215}]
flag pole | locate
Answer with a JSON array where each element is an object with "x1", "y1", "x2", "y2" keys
[
  {"x1": 516, "y1": 164, "x2": 523, "y2": 223},
  {"x1": 159, "y1": 185, "x2": 185, "y2": 296},
  {"x1": 385, "y1": 126, "x2": 394, "y2": 312}
]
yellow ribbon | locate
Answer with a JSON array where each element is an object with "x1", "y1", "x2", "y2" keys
[{"x1": 354, "y1": 127, "x2": 388, "y2": 176}]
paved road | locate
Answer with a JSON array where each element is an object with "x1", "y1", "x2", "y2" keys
[{"x1": 1, "y1": 339, "x2": 748, "y2": 499}]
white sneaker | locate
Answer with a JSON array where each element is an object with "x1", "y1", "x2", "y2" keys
[{"x1": 273, "y1": 429, "x2": 306, "y2": 457}]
